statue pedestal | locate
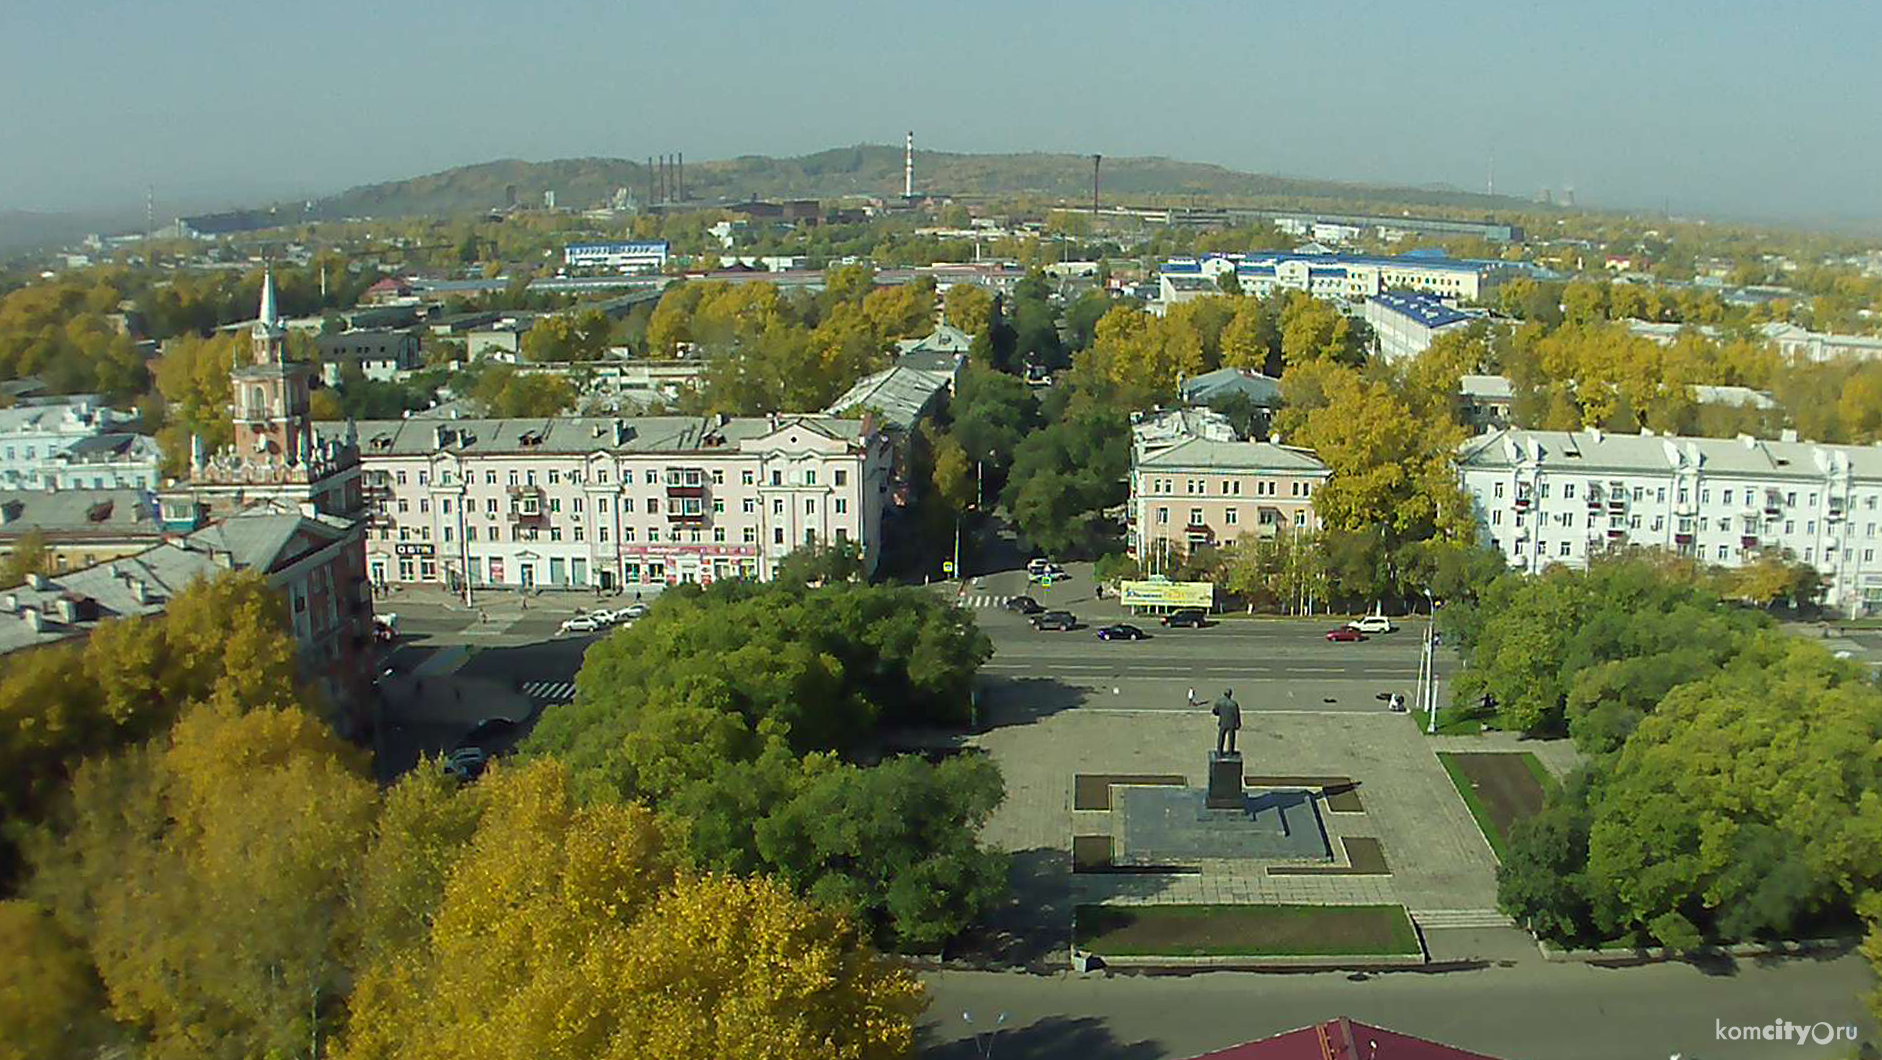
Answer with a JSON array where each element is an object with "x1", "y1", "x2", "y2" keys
[{"x1": 1206, "y1": 750, "x2": 1244, "y2": 809}]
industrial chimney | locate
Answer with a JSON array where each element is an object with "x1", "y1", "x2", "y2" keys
[{"x1": 904, "y1": 131, "x2": 914, "y2": 198}]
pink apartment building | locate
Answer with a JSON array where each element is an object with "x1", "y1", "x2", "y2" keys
[
  {"x1": 330, "y1": 413, "x2": 893, "y2": 591},
  {"x1": 1130, "y1": 436, "x2": 1330, "y2": 570}
]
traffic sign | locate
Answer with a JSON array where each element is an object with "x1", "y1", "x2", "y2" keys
[
  {"x1": 942, "y1": 561, "x2": 955, "y2": 574},
  {"x1": 1040, "y1": 576, "x2": 1053, "y2": 587}
]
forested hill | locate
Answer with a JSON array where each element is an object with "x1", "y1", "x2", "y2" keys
[{"x1": 306, "y1": 145, "x2": 1530, "y2": 220}]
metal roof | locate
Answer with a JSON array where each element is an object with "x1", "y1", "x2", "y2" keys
[
  {"x1": 1138, "y1": 437, "x2": 1330, "y2": 473},
  {"x1": 1369, "y1": 291, "x2": 1474, "y2": 329}
]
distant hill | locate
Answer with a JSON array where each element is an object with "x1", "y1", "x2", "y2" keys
[
  {"x1": 306, "y1": 145, "x2": 1532, "y2": 220},
  {"x1": 0, "y1": 209, "x2": 142, "y2": 257}
]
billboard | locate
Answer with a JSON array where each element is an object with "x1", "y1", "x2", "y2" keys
[{"x1": 1119, "y1": 579, "x2": 1215, "y2": 609}]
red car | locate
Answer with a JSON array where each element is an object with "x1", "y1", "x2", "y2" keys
[{"x1": 1325, "y1": 627, "x2": 1367, "y2": 642}]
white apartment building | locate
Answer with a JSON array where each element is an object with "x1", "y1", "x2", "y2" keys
[
  {"x1": 0, "y1": 399, "x2": 161, "y2": 490},
  {"x1": 1162, "y1": 252, "x2": 1490, "y2": 305},
  {"x1": 563, "y1": 241, "x2": 671, "y2": 273},
  {"x1": 1365, "y1": 291, "x2": 1478, "y2": 362},
  {"x1": 1459, "y1": 427, "x2": 1882, "y2": 615},
  {"x1": 1759, "y1": 322, "x2": 1882, "y2": 363},
  {"x1": 333, "y1": 414, "x2": 892, "y2": 592}
]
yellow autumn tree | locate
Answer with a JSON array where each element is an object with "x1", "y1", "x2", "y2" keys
[
  {"x1": 0, "y1": 901, "x2": 109, "y2": 1060},
  {"x1": 342, "y1": 758, "x2": 923, "y2": 1060},
  {"x1": 942, "y1": 283, "x2": 993, "y2": 338}
]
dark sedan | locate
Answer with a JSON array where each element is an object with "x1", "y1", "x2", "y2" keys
[
  {"x1": 1096, "y1": 623, "x2": 1148, "y2": 641},
  {"x1": 1003, "y1": 595, "x2": 1043, "y2": 614},
  {"x1": 1325, "y1": 627, "x2": 1367, "y2": 642},
  {"x1": 1031, "y1": 610, "x2": 1077, "y2": 631},
  {"x1": 1161, "y1": 608, "x2": 1209, "y2": 628}
]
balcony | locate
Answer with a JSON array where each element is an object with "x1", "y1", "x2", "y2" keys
[
  {"x1": 1740, "y1": 534, "x2": 1760, "y2": 547},
  {"x1": 1674, "y1": 531, "x2": 1694, "y2": 543}
]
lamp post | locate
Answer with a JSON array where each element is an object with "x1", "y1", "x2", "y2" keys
[
  {"x1": 1423, "y1": 588, "x2": 1439, "y2": 734},
  {"x1": 962, "y1": 1010, "x2": 1008, "y2": 1059}
]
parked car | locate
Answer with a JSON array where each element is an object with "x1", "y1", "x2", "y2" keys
[
  {"x1": 1026, "y1": 558, "x2": 1052, "y2": 577},
  {"x1": 1031, "y1": 610, "x2": 1077, "y2": 631},
  {"x1": 1161, "y1": 608, "x2": 1209, "y2": 628},
  {"x1": 1003, "y1": 595, "x2": 1043, "y2": 614},
  {"x1": 1096, "y1": 623, "x2": 1147, "y2": 641},
  {"x1": 618, "y1": 602, "x2": 649, "y2": 620},
  {"x1": 1325, "y1": 627, "x2": 1367, "y2": 642},
  {"x1": 1348, "y1": 614, "x2": 1396, "y2": 634},
  {"x1": 1027, "y1": 560, "x2": 1067, "y2": 582},
  {"x1": 455, "y1": 717, "x2": 520, "y2": 752},
  {"x1": 559, "y1": 615, "x2": 603, "y2": 635},
  {"x1": 443, "y1": 747, "x2": 488, "y2": 782}
]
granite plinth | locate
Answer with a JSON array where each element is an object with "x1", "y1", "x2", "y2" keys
[
  {"x1": 1206, "y1": 750, "x2": 1244, "y2": 808},
  {"x1": 1112, "y1": 785, "x2": 1332, "y2": 866}
]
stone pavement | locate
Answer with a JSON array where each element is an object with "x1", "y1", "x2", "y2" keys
[
  {"x1": 1427, "y1": 730, "x2": 1584, "y2": 780},
  {"x1": 972, "y1": 703, "x2": 1505, "y2": 924}
]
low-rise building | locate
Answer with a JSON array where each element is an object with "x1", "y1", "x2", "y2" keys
[
  {"x1": 0, "y1": 398, "x2": 160, "y2": 491},
  {"x1": 0, "y1": 489, "x2": 162, "y2": 571},
  {"x1": 823, "y1": 365, "x2": 955, "y2": 432},
  {"x1": 1458, "y1": 426, "x2": 1882, "y2": 615},
  {"x1": 0, "y1": 506, "x2": 372, "y2": 711},
  {"x1": 1128, "y1": 408, "x2": 1328, "y2": 569},
  {"x1": 1458, "y1": 374, "x2": 1515, "y2": 432},
  {"x1": 1365, "y1": 291, "x2": 1478, "y2": 361},
  {"x1": 317, "y1": 328, "x2": 422, "y2": 383},
  {"x1": 1759, "y1": 322, "x2": 1882, "y2": 362},
  {"x1": 563, "y1": 240, "x2": 670, "y2": 273},
  {"x1": 337, "y1": 414, "x2": 893, "y2": 592},
  {"x1": 1164, "y1": 251, "x2": 1493, "y2": 305}
]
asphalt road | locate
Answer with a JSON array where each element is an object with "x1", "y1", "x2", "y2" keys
[{"x1": 919, "y1": 955, "x2": 1879, "y2": 1060}]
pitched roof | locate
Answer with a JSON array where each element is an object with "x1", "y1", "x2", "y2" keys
[
  {"x1": 1458, "y1": 374, "x2": 1513, "y2": 400},
  {"x1": 822, "y1": 365, "x2": 953, "y2": 429},
  {"x1": 0, "y1": 488, "x2": 159, "y2": 536},
  {"x1": 322, "y1": 414, "x2": 866, "y2": 458},
  {"x1": 1185, "y1": 1017, "x2": 1504, "y2": 1060},
  {"x1": 1182, "y1": 367, "x2": 1282, "y2": 407},
  {"x1": 1139, "y1": 437, "x2": 1328, "y2": 474},
  {"x1": 1458, "y1": 426, "x2": 1882, "y2": 479}
]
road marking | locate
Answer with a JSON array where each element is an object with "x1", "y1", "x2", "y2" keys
[{"x1": 521, "y1": 681, "x2": 576, "y2": 702}]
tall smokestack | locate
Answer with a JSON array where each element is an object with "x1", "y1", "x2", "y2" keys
[
  {"x1": 1093, "y1": 154, "x2": 1101, "y2": 215},
  {"x1": 677, "y1": 152, "x2": 684, "y2": 202},
  {"x1": 647, "y1": 157, "x2": 654, "y2": 206},
  {"x1": 904, "y1": 131, "x2": 914, "y2": 198}
]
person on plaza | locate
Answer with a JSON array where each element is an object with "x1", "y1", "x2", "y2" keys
[{"x1": 1212, "y1": 689, "x2": 1242, "y2": 754}]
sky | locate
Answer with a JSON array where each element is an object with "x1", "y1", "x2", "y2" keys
[{"x1": 4, "y1": 0, "x2": 1880, "y2": 224}]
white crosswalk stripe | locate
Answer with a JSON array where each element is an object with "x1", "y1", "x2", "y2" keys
[
  {"x1": 1409, "y1": 909, "x2": 1518, "y2": 930},
  {"x1": 955, "y1": 594, "x2": 1012, "y2": 610},
  {"x1": 522, "y1": 681, "x2": 577, "y2": 702}
]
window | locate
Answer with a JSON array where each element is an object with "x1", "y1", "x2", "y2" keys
[
  {"x1": 1633, "y1": 487, "x2": 1644, "y2": 501},
  {"x1": 549, "y1": 498, "x2": 561, "y2": 513},
  {"x1": 713, "y1": 528, "x2": 726, "y2": 542},
  {"x1": 623, "y1": 528, "x2": 634, "y2": 542},
  {"x1": 396, "y1": 471, "x2": 407, "y2": 486},
  {"x1": 1809, "y1": 493, "x2": 1818, "y2": 506},
  {"x1": 805, "y1": 470, "x2": 817, "y2": 486},
  {"x1": 1629, "y1": 515, "x2": 1640, "y2": 529},
  {"x1": 1564, "y1": 483, "x2": 1577, "y2": 499},
  {"x1": 1723, "y1": 488, "x2": 1733, "y2": 505},
  {"x1": 599, "y1": 526, "x2": 608, "y2": 542},
  {"x1": 743, "y1": 498, "x2": 756, "y2": 514},
  {"x1": 743, "y1": 527, "x2": 755, "y2": 543},
  {"x1": 1560, "y1": 541, "x2": 1571, "y2": 557},
  {"x1": 549, "y1": 470, "x2": 561, "y2": 485},
  {"x1": 1805, "y1": 548, "x2": 1813, "y2": 562},
  {"x1": 485, "y1": 471, "x2": 496, "y2": 485},
  {"x1": 648, "y1": 527, "x2": 660, "y2": 542},
  {"x1": 771, "y1": 470, "x2": 783, "y2": 486},
  {"x1": 1656, "y1": 487, "x2": 1665, "y2": 503},
  {"x1": 646, "y1": 470, "x2": 658, "y2": 485},
  {"x1": 1787, "y1": 491, "x2": 1796, "y2": 505},
  {"x1": 1225, "y1": 508, "x2": 1237, "y2": 525},
  {"x1": 549, "y1": 527, "x2": 562, "y2": 542},
  {"x1": 1294, "y1": 510, "x2": 1306, "y2": 527},
  {"x1": 804, "y1": 498, "x2": 815, "y2": 514},
  {"x1": 574, "y1": 525, "x2": 584, "y2": 542},
  {"x1": 1494, "y1": 482, "x2": 1504, "y2": 499},
  {"x1": 419, "y1": 498, "x2": 430, "y2": 514},
  {"x1": 508, "y1": 471, "x2": 519, "y2": 486},
  {"x1": 1866, "y1": 549, "x2": 1875, "y2": 564},
  {"x1": 597, "y1": 469, "x2": 609, "y2": 483},
  {"x1": 1156, "y1": 507, "x2": 1169, "y2": 525},
  {"x1": 647, "y1": 498, "x2": 659, "y2": 513},
  {"x1": 774, "y1": 527, "x2": 784, "y2": 544},
  {"x1": 622, "y1": 498, "x2": 634, "y2": 513},
  {"x1": 712, "y1": 470, "x2": 724, "y2": 485},
  {"x1": 834, "y1": 498, "x2": 847, "y2": 514},
  {"x1": 773, "y1": 499, "x2": 784, "y2": 514},
  {"x1": 713, "y1": 499, "x2": 724, "y2": 513},
  {"x1": 1651, "y1": 517, "x2": 1662, "y2": 531},
  {"x1": 1870, "y1": 523, "x2": 1877, "y2": 538},
  {"x1": 466, "y1": 525, "x2": 477, "y2": 542},
  {"x1": 573, "y1": 497, "x2": 584, "y2": 514},
  {"x1": 1717, "y1": 545, "x2": 1728, "y2": 560},
  {"x1": 442, "y1": 499, "x2": 452, "y2": 515},
  {"x1": 1492, "y1": 510, "x2": 1502, "y2": 525},
  {"x1": 836, "y1": 528, "x2": 849, "y2": 542},
  {"x1": 1188, "y1": 507, "x2": 1203, "y2": 525},
  {"x1": 397, "y1": 499, "x2": 409, "y2": 513},
  {"x1": 743, "y1": 470, "x2": 755, "y2": 485},
  {"x1": 1785, "y1": 520, "x2": 1795, "y2": 534},
  {"x1": 418, "y1": 471, "x2": 429, "y2": 486},
  {"x1": 835, "y1": 469, "x2": 847, "y2": 486}
]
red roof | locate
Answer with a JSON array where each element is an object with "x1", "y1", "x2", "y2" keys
[
  {"x1": 364, "y1": 277, "x2": 410, "y2": 294},
  {"x1": 1186, "y1": 1018, "x2": 1504, "y2": 1060}
]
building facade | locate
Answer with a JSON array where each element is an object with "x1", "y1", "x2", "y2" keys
[
  {"x1": 1458, "y1": 427, "x2": 1882, "y2": 615},
  {"x1": 1365, "y1": 291, "x2": 1479, "y2": 361},
  {"x1": 340, "y1": 414, "x2": 893, "y2": 592},
  {"x1": 317, "y1": 328, "x2": 422, "y2": 383},
  {"x1": 563, "y1": 241, "x2": 671, "y2": 273},
  {"x1": 1128, "y1": 409, "x2": 1329, "y2": 570},
  {"x1": 0, "y1": 398, "x2": 161, "y2": 490},
  {"x1": 0, "y1": 489, "x2": 162, "y2": 571},
  {"x1": 1163, "y1": 252, "x2": 1491, "y2": 304}
]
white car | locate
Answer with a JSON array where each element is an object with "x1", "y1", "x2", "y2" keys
[
  {"x1": 1348, "y1": 615, "x2": 1396, "y2": 634},
  {"x1": 559, "y1": 615, "x2": 603, "y2": 635},
  {"x1": 618, "y1": 602, "x2": 649, "y2": 620}
]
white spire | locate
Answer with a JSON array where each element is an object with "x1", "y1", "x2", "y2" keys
[{"x1": 258, "y1": 266, "x2": 279, "y2": 326}]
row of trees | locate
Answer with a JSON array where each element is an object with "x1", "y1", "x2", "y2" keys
[
  {"x1": 1438, "y1": 556, "x2": 1882, "y2": 981},
  {"x1": 0, "y1": 571, "x2": 931, "y2": 1059},
  {"x1": 523, "y1": 557, "x2": 1007, "y2": 951}
]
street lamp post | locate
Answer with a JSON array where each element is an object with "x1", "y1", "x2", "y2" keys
[
  {"x1": 962, "y1": 1010, "x2": 1008, "y2": 1059},
  {"x1": 1424, "y1": 589, "x2": 1439, "y2": 734}
]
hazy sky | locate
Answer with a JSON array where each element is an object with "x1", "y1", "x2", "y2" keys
[{"x1": 5, "y1": 0, "x2": 1879, "y2": 223}]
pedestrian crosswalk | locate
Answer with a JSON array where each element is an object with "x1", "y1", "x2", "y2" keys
[
  {"x1": 521, "y1": 680, "x2": 576, "y2": 703},
  {"x1": 957, "y1": 594, "x2": 1012, "y2": 610}
]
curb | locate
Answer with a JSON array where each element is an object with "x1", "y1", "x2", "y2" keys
[{"x1": 1535, "y1": 936, "x2": 1856, "y2": 963}]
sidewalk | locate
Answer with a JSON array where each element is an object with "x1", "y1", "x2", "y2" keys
[{"x1": 376, "y1": 582, "x2": 667, "y2": 619}]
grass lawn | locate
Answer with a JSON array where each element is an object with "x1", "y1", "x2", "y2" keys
[
  {"x1": 1407, "y1": 706, "x2": 1492, "y2": 736},
  {"x1": 1437, "y1": 752, "x2": 1552, "y2": 860},
  {"x1": 1073, "y1": 903, "x2": 1420, "y2": 957}
]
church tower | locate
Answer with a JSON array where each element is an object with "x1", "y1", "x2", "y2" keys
[{"x1": 232, "y1": 268, "x2": 316, "y2": 465}]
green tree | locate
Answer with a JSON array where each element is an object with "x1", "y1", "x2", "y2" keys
[
  {"x1": 0, "y1": 901, "x2": 110, "y2": 1060},
  {"x1": 521, "y1": 309, "x2": 612, "y2": 362},
  {"x1": 1001, "y1": 407, "x2": 1129, "y2": 558}
]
